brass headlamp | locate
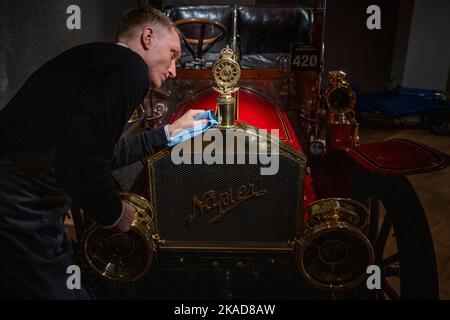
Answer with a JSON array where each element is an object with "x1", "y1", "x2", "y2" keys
[
  {"x1": 325, "y1": 71, "x2": 360, "y2": 148},
  {"x1": 325, "y1": 71, "x2": 356, "y2": 120},
  {"x1": 296, "y1": 198, "x2": 374, "y2": 290},
  {"x1": 82, "y1": 193, "x2": 157, "y2": 282}
]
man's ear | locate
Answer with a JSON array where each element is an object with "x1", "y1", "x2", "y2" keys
[{"x1": 141, "y1": 26, "x2": 154, "y2": 50}]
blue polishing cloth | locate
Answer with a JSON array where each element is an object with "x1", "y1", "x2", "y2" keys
[{"x1": 166, "y1": 110, "x2": 218, "y2": 147}]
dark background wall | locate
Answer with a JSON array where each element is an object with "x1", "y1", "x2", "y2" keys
[
  {"x1": 402, "y1": 0, "x2": 450, "y2": 91},
  {"x1": 323, "y1": 0, "x2": 449, "y2": 92},
  {"x1": 0, "y1": 0, "x2": 142, "y2": 109},
  {"x1": 323, "y1": 0, "x2": 402, "y2": 91}
]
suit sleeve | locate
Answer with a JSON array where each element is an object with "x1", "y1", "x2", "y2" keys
[
  {"x1": 54, "y1": 63, "x2": 149, "y2": 226},
  {"x1": 110, "y1": 126, "x2": 168, "y2": 169}
]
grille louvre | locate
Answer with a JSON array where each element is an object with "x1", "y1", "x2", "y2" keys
[{"x1": 147, "y1": 133, "x2": 306, "y2": 248}]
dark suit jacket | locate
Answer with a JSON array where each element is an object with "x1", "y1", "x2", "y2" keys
[{"x1": 0, "y1": 42, "x2": 167, "y2": 226}]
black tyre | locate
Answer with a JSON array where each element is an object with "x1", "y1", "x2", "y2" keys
[
  {"x1": 352, "y1": 172, "x2": 438, "y2": 299},
  {"x1": 429, "y1": 109, "x2": 450, "y2": 135}
]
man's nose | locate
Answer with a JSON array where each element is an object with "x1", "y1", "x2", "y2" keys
[{"x1": 168, "y1": 60, "x2": 176, "y2": 78}]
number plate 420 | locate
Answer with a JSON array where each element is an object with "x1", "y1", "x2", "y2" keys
[{"x1": 290, "y1": 43, "x2": 321, "y2": 72}]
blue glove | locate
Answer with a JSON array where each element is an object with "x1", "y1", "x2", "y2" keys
[{"x1": 166, "y1": 110, "x2": 218, "y2": 147}]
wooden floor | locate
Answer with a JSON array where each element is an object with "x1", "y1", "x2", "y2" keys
[{"x1": 359, "y1": 120, "x2": 450, "y2": 299}]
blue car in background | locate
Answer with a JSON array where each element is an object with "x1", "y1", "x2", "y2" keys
[{"x1": 352, "y1": 84, "x2": 450, "y2": 135}]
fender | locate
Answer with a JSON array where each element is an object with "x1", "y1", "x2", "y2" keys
[
  {"x1": 338, "y1": 138, "x2": 449, "y2": 174},
  {"x1": 313, "y1": 138, "x2": 450, "y2": 198}
]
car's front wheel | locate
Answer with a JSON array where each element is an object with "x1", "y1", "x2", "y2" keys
[
  {"x1": 428, "y1": 109, "x2": 450, "y2": 135},
  {"x1": 352, "y1": 172, "x2": 438, "y2": 299}
]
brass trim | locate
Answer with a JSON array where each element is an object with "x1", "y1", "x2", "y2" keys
[
  {"x1": 148, "y1": 148, "x2": 171, "y2": 163},
  {"x1": 151, "y1": 87, "x2": 170, "y2": 99},
  {"x1": 212, "y1": 47, "x2": 241, "y2": 90},
  {"x1": 325, "y1": 70, "x2": 357, "y2": 121},
  {"x1": 147, "y1": 149, "x2": 171, "y2": 211},
  {"x1": 146, "y1": 123, "x2": 306, "y2": 167},
  {"x1": 176, "y1": 69, "x2": 283, "y2": 80},
  {"x1": 240, "y1": 86, "x2": 283, "y2": 105},
  {"x1": 296, "y1": 197, "x2": 373, "y2": 290},
  {"x1": 187, "y1": 184, "x2": 268, "y2": 225},
  {"x1": 145, "y1": 123, "x2": 306, "y2": 250},
  {"x1": 238, "y1": 119, "x2": 287, "y2": 142},
  {"x1": 296, "y1": 164, "x2": 305, "y2": 238},
  {"x1": 172, "y1": 86, "x2": 285, "y2": 125},
  {"x1": 174, "y1": 86, "x2": 282, "y2": 120},
  {"x1": 275, "y1": 104, "x2": 292, "y2": 142},
  {"x1": 235, "y1": 122, "x2": 305, "y2": 162},
  {"x1": 297, "y1": 221, "x2": 374, "y2": 290},
  {"x1": 237, "y1": 87, "x2": 292, "y2": 142},
  {"x1": 304, "y1": 197, "x2": 368, "y2": 229},
  {"x1": 213, "y1": 47, "x2": 241, "y2": 128},
  {"x1": 82, "y1": 192, "x2": 156, "y2": 283},
  {"x1": 304, "y1": 197, "x2": 368, "y2": 210},
  {"x1": 235, "y1": 90, "x2": 239, "y2": 120},
  {"x1": 159, "y1": 242, "x2": 294, "y2": 251}
]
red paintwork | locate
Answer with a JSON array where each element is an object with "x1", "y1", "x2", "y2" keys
[
  {"x1": 169, "y1": 87, "x2": 316, "y2": 210},
  {"x1": 338, "y1": 138, "x2": 450, "y2": 175},
  {"x1": 170, "y1": 89, "x2": 217, "y2": 122},
  {"x1": 327, "y1": 122, "x2": 358, "y2": 149},
  {"x1": 163, "y1": 88, "x2": 450, "y2": 212},
  {"x1": 303, "y1": 174, "x2": 317, "y2": 208},
  {"x1": 312, "y1": 138, "x2": 450, "y2": 199},
  {"x1": 169, "y1": 88, "x2": 301, "y2": 150},
  {"x1": 170, "y1": 89, "x2": 449, "y2": 176}
]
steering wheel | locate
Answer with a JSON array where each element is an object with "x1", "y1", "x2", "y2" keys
[{"x1": 174, "y1": 18, "x2": 228, "y2": 60}]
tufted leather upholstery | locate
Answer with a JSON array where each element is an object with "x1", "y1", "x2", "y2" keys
[
  {"x1": 165, "y1": 5, "x2": 313, "y2": 68},
  {"x1": 238, "y1": 6, "x2": 312, "y2": 55}
]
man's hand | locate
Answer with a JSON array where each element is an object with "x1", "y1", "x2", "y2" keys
[
  {"x1": 113, "y1": 201, "x2": 136, "y2": 233},
  {"x1": 167, "y1": 109, "x2": 208, "y2": 137}
]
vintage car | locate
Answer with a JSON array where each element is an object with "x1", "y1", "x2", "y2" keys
[{"x1": 74, "y1": 3, "x2": 450, "y2": 300}]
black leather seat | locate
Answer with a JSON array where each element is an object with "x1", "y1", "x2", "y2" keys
[
  {"x1": 238, "y1": 6, "x2": 312, "y2": 68},
  {"x1": 165, "y1": 5, "x2": 313, "y2": 69}
]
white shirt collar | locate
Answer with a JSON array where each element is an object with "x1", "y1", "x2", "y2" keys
[{"x1": 116, "y1": 42, "x2": 129, "y2": 48}]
